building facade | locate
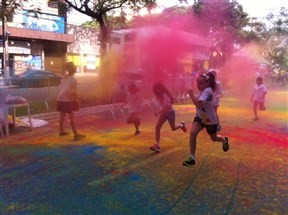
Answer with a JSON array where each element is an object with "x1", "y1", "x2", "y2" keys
[{"x1": 0, "y1": 0, "x2": 74, "y2": 77}]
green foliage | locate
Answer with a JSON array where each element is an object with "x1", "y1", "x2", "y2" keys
[
  {"x1": 60, "y1": 0, "x2": 156, "y2": 59},
  {"x1": 82, "y1": 20, "x2": 100, "y2": 28},
  {"x1": 253, "y1": 7, "x2": 288, "y2": 67},
  {"x1": 82, "y1": 13, "x2": 128, "y2": 30},
  {"x1": 0, "y1": 0, "x2": 27, "y2": 21},
  {"x1": 189, "y1": 0, "x2": 250, "y2": 66}
]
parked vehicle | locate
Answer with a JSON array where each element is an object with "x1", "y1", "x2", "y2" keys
[{"x1": 11, "y1": 70, "x2": 62, "y2": 88}]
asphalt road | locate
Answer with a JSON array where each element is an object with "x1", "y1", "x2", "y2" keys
[{"x1": 1, "y1": 87, "x2": 287, "y2": 215}]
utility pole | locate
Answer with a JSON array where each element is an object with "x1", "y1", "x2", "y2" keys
[{"x1": 1, "y1": 0, "x2": 9, "y2": 83}]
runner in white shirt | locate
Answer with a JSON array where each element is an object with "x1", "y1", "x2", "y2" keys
[
  {"x1": 183, "y1": 71, "x2": 229, "y2": 167},
  {"x1": 251, "y1": 76, "x2": 268, "y2": 120}
]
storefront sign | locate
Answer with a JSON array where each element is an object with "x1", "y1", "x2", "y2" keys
[
  {"x1": 0, "y1": 41, "x2": 31, "y2": 54},
  {"x1": 22, "y1": 10, "x2": 65, "y2": 34}
]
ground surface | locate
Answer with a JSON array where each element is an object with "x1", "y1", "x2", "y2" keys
[{"x1": 1, "y1": 88, "x2": 287, "y2": 215}]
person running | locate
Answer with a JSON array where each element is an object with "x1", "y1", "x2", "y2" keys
[
  {"x1": 124, "y1": 83, "x2": 144, "y2": 135},
  {"x1": 56, "y1": 62, "x2": 86, "y2": 141},
  {"x1": 251, "y1": 76, "x2": 268, "y2": 120},
  {"x1": 210, "y1": 69, "x2": 223, "y2": 131},
  {"x1": 183, "y1": 71, "x2": 229, "y2": 167},
  {"x1": 150, "y1": 81, "x2": 187, "y2": 153}
]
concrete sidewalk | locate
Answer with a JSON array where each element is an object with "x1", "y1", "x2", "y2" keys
[{"x1": 1, "y1": 90, "x2": 288, "y2": 214}]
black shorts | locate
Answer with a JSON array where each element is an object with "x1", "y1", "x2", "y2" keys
[
  {"x1": 57, "y1": 101, "x2": 74, "y2": 114},
  {"x1": 193, "y1": 116, "x2": 218, "y2": 134}
]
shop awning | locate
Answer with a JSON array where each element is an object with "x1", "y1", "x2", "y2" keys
[{"x1": 2, "y1": 27, "x2": 75, "y2": 43}]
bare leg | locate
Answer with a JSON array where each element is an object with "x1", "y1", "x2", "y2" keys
[
  {"x1": 167, "y1": 111, "x2": 181, "y2": 131},
  {"x1": 208, "y1": 133, "x2": 225, "y2": 143},
  {"x1": 168, "y1": 120, "x2": 182, "y2": 131},
  {"x1": 68, "y1": 112, "x2": 77, "y2": 136},
  {"x1": 134, "y1": 117, "x2": 141, "y2": 131},
  {"x1": 126, "y1": 113, "x2": 133, "y2": 124},
  {"x1": 253, "y1": 101, "x2": 259, "y2": 119},
  {"x1": 189, "y1": 122, "x2": 203, "y2": 155},
  {"x1": 59, "y1": 112, "x2": 66, "y2": 133},
  {"x1": 208, "y1": 132, "x2": 229, "y2": 152},
  {"x1": 214, "y1": 106, "x2": 220, "y2": 125},
  {"x1": 155, "y1": 113, "x2": 167, "y2": 143}
]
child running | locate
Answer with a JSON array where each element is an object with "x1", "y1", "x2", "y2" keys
[
  {"x1": 150, "y1": 81, "x2": 187, "y2": 153},
  {"x1": 251, "y1": 76, "x2": 268, "y2": 120},
  {"x1": 183, "y1": 71, "x2": 229, "y2": 167},
  {"x1": 125, "y1": 83, "x2": 144, "y2": 135}
]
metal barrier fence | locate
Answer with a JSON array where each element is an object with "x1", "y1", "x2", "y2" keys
[
  {"x1": 0, "y1": 77, "x2": 58, "y2": 109},
  {"x1": 78, "y1": 77, "x2": 194, "y2": 110}
]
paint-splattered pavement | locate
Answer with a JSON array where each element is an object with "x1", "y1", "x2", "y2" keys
[{"x1": 1, "y1": 88, "x2": 287, "y2": 215}]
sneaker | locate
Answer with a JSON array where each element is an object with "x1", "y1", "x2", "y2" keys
[
  {"x1": 150, "y1": 144, "x2": 160, "y2": 153},
  {"x1": 182, "y1": 157, "x2": 195, "y2": 166},
  {"x1": 223, "y1": 137, "x2": 229, "y2": 152},
  {"x1": 59, "y1": 131, "x2": 69, "y2": 136},
  {"x1": 180, "y1": 122, "x2": 187, "y2": 133},
  {"x1": 253, "y1": 117, "x2": 259, "y2": 121},
  {"x1": 134, "y1": 130, "x2": 141, "y2": 135},
  {"x1": 74, "y1": 134, "x2": 86, "y2": 141}
]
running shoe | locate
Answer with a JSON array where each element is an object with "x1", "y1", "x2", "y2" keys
[
  {"x1": 59, "y1": 131, "x2": 69, "y2": 136},
  {"x1": 134, "y1": 130, "x2": 141, "y2": 135},
  {"x1": 182, "y1": 157, "x2": 195, "y2": 166},
  {"x1": 180, "y1": 122, "x2": 187, "y2": 133},
  {"x1": 223, "y1": 137, "x2": 229, "y2": 152},
  {"x1": 150, "y1": 144, "x2": 160, "y2": 153},
  {"x1": 74, "y1": 134, "x2": 86, "y2": 141}
]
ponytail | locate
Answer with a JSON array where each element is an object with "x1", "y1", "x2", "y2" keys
[
  {"x1": 207, "y1": 71, "x2": 216, "y2": 91},
  {"x1": 200, "y1": 71, "x2": 216, "y2": 91}
]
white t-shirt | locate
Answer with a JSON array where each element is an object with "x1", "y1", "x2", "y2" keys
[
  {"x1": 196, "y1": 87, "x2": 217, "y2": 125},
  {"x1": 127, "y1": 91, "x2": 144, "y2": 113},
  {"x1": 57, "y1": 75, "x2": 77, "y2": 102},
  {"x1": 252, "y1": 84, "x2": 267, "y2": 102}
]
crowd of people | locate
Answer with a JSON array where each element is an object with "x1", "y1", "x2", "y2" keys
[
  {"x1": 56, "y1": 62, "x2": 238, "y2": 167},
  {"x1": 56, "y1": 62, "x2": 273, "y2": 166},
  {"x1": 1, "y1": 61, "x2": 271, "y2": 166}
]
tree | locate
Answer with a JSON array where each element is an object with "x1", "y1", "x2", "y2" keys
[
  {"x1": 265, "y1": 7, "x2": 288, "y2": 67},
  {"x1": 244, "y1": 7, "x2": 288, "y2": 68},
  {"x1": 190, "y1": 0, "x2": 249, "y2": 66},
  {"x1": 1, "y1": 0, "x2": 26, "y2": 22},
  {"x1": 53, "y1": 0, "x2": 157, "y2": 59},
  {"x1": 82, "y1": 11, "x2": 128, "y2": 31},
  {"x1": 1, "y1": 0, "x2": 41, "y2": 21}
]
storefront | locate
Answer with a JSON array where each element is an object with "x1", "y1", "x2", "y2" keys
[{"x1": 1, "y1": 9, "x2": 74, "y2": 77}]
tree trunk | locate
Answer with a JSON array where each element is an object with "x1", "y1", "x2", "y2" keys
[
  {"x1": 97, "y1": 16, "x2": 108, "y2": 59},
  {"x1": 97, "y1": 15, "x2": 114, "y2": 103}
]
